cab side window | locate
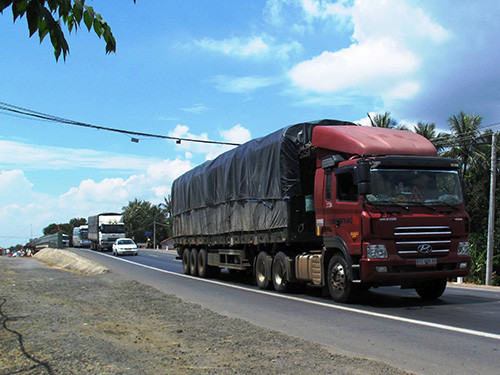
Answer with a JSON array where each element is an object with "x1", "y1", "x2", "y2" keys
[{"x1": 336, "y1": 171, "x2": 358, "y2": 202}]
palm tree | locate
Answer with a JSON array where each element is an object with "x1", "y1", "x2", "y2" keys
[
  {"x1": 368, "y1": 112, "x2": 398, "y2": 128},
  {"x1": 161, "y1": 195, "x2": 173, "y2": 217},
  {"x1": 122, "y1": 199, "x2": 171, "y2": 245},
  {"x1": 368, "y1": 111, "x2": 409, "y2": 130},
  {"x1": 413, "y1": 122, "x2": 449, "y2": 152},
  {"x1": 441, "y1": 111, "x2": 484, "y2": 176}
]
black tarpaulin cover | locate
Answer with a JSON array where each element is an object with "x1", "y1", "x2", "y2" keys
[{"x1": 172, "y1": 119, "x2": 353, "y2": 238}]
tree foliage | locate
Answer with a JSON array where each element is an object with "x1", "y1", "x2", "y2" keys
[
  {"x1": 43, "y1": 222, "x2": 71, "y2": 235},
  {"x1": 69, "y1": 217, "x2": 86, "y2": 227},
  {"x1": 160, "y1": 195, "x2": 173, "y2": 218},
  {"x1": 414, "y1": 122, "x2": 448, "y2": 152},
  {"x1": 368, "y1": 111, "x2": 398, "y2": 128},
  {"x1": 444, "y1": 114, "x2": 500, "y2": 285},
  {"x1": 368, "y1": 111, "x2": 409, "y2": 130},
  {"x1": 441, "y1": 111, "x2": 485, "y2": 176},
  {"x1": 122, "y1": 199, "x2": 171, "y2": 247},
  {"x1": 0, "y1": 0, "x2": 136, "y2": 61},
  {"x1": 42, "y1": 217, "x2": 86, "y2": 236}
]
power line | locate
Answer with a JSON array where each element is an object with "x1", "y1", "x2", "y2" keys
[
  {"x1": 2, "y1": 100, "x2": 500, "y2": 148},
  {"x1": 0, "y1": 101, "x2": 241, "y2": 147}
]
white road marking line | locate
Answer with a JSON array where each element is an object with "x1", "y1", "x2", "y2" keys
[{"x1": 85, "y1": 249, "x2": 500, "y2": 341}]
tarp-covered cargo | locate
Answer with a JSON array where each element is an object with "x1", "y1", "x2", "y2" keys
[{"x1": 172, "y1": 119, "x2": 354, "y2": 241}]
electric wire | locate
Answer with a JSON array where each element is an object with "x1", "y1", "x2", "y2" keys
[
  {"x1": 2, "y1": 101, "x2": 500, "y2": 148},
  {"x1": 0, "y1": 101, "x2": 241, "y2": 146}
]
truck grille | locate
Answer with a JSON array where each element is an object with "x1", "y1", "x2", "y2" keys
[{"x1": 394, "y1": 226, "x2": 451, "y2": 257}]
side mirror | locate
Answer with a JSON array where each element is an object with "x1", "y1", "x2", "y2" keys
[
  {"x1": 358, "y1": 182, "x2": 371, "y2": 196},
  {"x1": 356, "y1": 160, "x2": 371, "y2": 195},
  {"x1": 356, "y1": 160, "x2": 371, "y2": 183}
]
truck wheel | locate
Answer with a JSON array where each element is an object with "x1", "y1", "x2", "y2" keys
[
  {"x1": 197, "y1": 248, "x2": 209, "y2": 277},
  {"x1": 182, "y1": 248, "x2": 191, "y2": 275},
  {"x1": 255, "y1": 251, "x2": 272, "y2": 290},
  {"x1": 415, "y1": 279, "x2": 447, "y2": 300},
  {"x1": 189, "y1": 248, "x2": 199, "y2": 276},
  {"x1": 327, "y1": 255, "x2": 356, "y2": 303},
  {"x1": 272, "y1": 252, "x2": 289, "y2": 292}
]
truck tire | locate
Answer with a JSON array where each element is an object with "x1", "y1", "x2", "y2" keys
[
  {"x1": 182, "y1": 248, "x2": 191, "y2": 275},
  {"x1": 255, "y1": 251, "x2": 272, "y2": 290},
  {"x1": 327, "y1": 254, "x2": 356, "y2": 303},
  {"x1": 415, "y1": 278, "x2": 447, "y2": 300},
  {"x1": 189, "y1": 248, "x2": 199, "y2": 276},
  {"x1": 272, "y1": 252, "x2": 289, "y2": 292},
  {"x1": 197, "y1": 248, "x2": 209, "y2": 278}
]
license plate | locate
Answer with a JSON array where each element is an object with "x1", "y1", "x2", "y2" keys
[{"x1": 416, "y1": 258, "x2": 437, "y2": 266}]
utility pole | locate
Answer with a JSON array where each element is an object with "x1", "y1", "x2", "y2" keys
[
  {"x1": 153, "y1": 221, "x2": 156, "y2": 250},
  {"x1": 486, "y1": 133, "x2": 497, "y2": 285}
]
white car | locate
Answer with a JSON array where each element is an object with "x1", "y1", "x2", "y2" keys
[{"x1": 112, "y1": 238, "x2": 138, "y2": 256}]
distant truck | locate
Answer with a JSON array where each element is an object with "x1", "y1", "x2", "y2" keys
[
  {"x1": 172, "y1": 120, "x2": 471, "y2": 303},
  {"x1": 31, "y1": 232, "x2": 70, "y2": 250},
  {"x1": 72, "y1": 225, "x2": 91, "y2": 247},
  {"x1": 88, "y1": 213, "x2": 126, "y2": 251}
]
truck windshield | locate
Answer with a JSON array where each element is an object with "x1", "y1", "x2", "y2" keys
[
  {"x1": 80, "y1": 229, "x2": 88, "y2": 239},
  {"x1": 365, "y1": 169, "x2": 463, "y2": 206},
  {"x1": 101, "y1": 224, "x2": 126, "y2": 234}
]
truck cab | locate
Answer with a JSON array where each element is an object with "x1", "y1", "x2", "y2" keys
[{"x1": 312, "y1": 128, "x2": 470, "y2": 302}]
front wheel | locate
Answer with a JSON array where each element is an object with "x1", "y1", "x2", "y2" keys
[
  {"x1": 327, "y1": 254, "x2": 356, "y2": 303},
  {"x1": 415, "y1": 279, "x2": 447, "y2": 300}
]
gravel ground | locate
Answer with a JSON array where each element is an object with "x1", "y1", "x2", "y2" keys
[{"x1": 0, "y1": 254, "x2": 414, "y2": 375}]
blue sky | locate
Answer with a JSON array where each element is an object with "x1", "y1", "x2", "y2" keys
[{"x1": 1, "y1": 0, "x2": 499, "y2": 247}]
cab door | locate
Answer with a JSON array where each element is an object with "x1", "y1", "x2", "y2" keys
[{"x1": 324, "y1": 166, "x2": 363, "y2": 256}]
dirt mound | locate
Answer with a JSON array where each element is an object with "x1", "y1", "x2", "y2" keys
[{"x1": 33, "y1": 248, "x2": 108, "y2": 274}]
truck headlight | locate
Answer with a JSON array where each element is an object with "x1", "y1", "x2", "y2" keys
[
  {"x1": 367, "y1": 244, "x2": 388, "y2": 259},
  {"x1": 458, "y1": 242, "x2": 469, "y2": 255}
]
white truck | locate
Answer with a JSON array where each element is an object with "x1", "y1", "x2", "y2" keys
[
  {"x1": 72, "y1": 225, "x2": 91, "y2": 247},
  {"x1": 88, "y1": 213, "x2": 126, "y2": 251}
]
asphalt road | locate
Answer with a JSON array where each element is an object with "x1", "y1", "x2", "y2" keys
[{"x1": 70, "y1": 247, "x2": 500, "y2": 375}]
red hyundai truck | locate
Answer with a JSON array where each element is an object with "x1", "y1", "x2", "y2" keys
[{"x1": 172, "y1": 120, "x2": 470, "y2": 302}]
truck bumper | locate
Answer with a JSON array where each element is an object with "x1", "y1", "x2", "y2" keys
[{"x1": 360, "y1": 255, "x2": 471, "y2": 285}]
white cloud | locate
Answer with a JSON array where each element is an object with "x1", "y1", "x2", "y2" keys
[
  {"x1": 146, "y1": 158, "x2": 193, "y2": 182},
  {"x1": 350, "y1": 0, "x2": 449, "y2": 45},
  {"x1": 220, "y1": 125, "x2": 251, "y2": 144},
  {"x1": 0, "y1": 157, "x2": 194, "y2": 246},
  {"x1": 289, "y1": 38, "x2": 419, "y2": 93},
  {"x1": 287, "y1": 0, "x2": 449, "y2": 101},
  {"x1": 210, "y1": 75, "x2": 280, "y2": 93},
  {"x1": 0, "y1": 170, "x2": 36, "y2": 205},
  {"x1": 168, "y1": 123, "x2": 251, "y2": 161},
  {"x1": 195, "y1": 36, "x2": 269, "y2": 57},
  {"x1": 301, "y1": 0, "x2": 351, "y2": 20},
  {"x1": 0, "y1": 140, "x2": 162, "y2": 171},
  {"x1": 193, "y1": 35, "x2": 301, "y2": 60},
  {"x1": 0, "y1": 170, "x2": 57, "y2": 245},
  {"x1": 383, "y1": 81, "x2": 420, "y2": 100},
  {"x1": 181, "y1": 103, "x2": 210, "y2": 114}
]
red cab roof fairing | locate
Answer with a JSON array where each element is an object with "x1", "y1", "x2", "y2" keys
[{"x1": 311, "y1": 126, "x2": 437, "y2": 157}]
